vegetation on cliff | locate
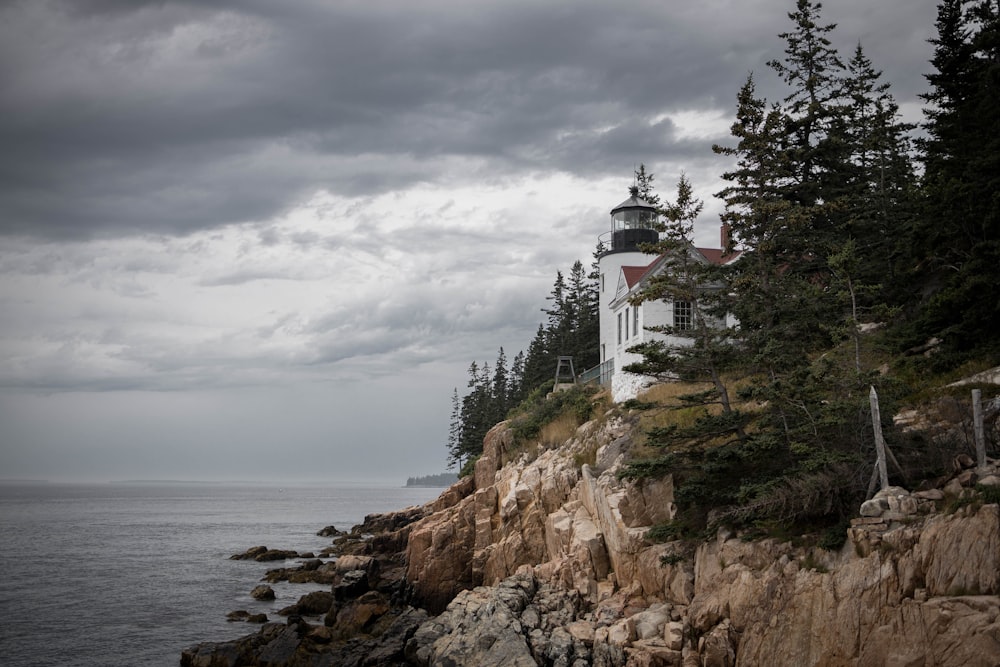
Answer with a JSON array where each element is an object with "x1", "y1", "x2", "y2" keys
[
  {"x1": 445, "y1": 0, "x2": 999, "y2": 545},
  {"x1": 617, "y1": 0, "x2": 999, "y2": 542},
  {"x1": 447, "y1": 260, "x2": 601, "y2": 471}
]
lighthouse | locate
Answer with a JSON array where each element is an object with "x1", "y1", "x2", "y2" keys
[{"x1": 596, "y1": 186, "x2": 659, "y2": 368}]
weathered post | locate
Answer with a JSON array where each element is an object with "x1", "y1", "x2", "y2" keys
[
  {"x1": 973, "y1": 388, "x2": 986, "y2": 469},
  {"x1": 870, "y1": 386, "x2": 889, "y2": 491}
]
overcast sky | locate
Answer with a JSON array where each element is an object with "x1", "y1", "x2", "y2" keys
[{"x1": 0, "y1": 0, "x2": 940, "y2": 484}]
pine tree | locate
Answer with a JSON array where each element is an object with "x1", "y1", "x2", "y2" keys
[
  {"x1": 625, "y1": 174, "x2": 746, "y2": 445},
  {"x1": 914, "y1": 0, "x2": 1000, "y2": 356},
  {"x1": 508, "y1": 350, "x2": 526, "y2": 405},
  {"x1": 446, "y1": 388, "x2": 464, "y2": 469},
  {"x1": 491, "y1": 347, "x2": 509, "y2": 424},
  {"x1": 520, "y1": 323, "x2": 552, "y2": 397},
  {"x1": 634, "y1": 164, "x2": 661, "y2": 208},
  {"x1": 767, "y1": 0, "x2": 850, "y2": 214},
  {"x1": 841, "y1": 42, "x2": 917, "y2": 293}
]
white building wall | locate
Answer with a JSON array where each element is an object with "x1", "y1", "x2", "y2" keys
[
  {"x1": 597, "y1": 250, "x2": 649, "y2": 363},
  {"x1": 609, "y1": 297, "x2": 696, "y2": 402}
]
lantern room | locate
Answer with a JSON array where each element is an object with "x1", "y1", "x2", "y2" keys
[{"x1": 606, "y1": 185, "x2": 659, "y2": 254}]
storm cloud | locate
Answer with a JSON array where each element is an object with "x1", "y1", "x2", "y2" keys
[{"x1": 0, "y1": 0, "x2": 940, "y2": 483}]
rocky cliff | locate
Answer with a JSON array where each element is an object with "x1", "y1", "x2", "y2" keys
[{"x1": 183, "y1": 408, "x2": 1000, "y2": 666}]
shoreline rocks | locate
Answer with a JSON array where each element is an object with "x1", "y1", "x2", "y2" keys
[{"x1": 184, "y1": 416, "x2": 1000, "y2": 666}]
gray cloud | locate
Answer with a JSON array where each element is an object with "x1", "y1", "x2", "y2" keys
[
  {"x1": 0, "y1": 0, "x2": 942, "y2": 482},
  {"x1": 0, "y1": 0, "x2": 938, "y2": 240}
]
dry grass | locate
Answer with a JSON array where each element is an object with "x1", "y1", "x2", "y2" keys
[{"x1": 538, "y1": 412, "x2": 581, "y2": 449}]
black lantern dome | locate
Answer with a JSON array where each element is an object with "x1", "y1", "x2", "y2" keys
[{"x1": 607, "y1": 186, "x2": 658, "y2": 254}]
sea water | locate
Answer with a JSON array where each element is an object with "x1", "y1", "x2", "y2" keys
[{"x1": 0, "y1": 482, "x2": 442, "y2": 666}]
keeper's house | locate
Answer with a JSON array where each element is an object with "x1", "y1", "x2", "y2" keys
[{"x1": 587, "y1": 187, "x2": 739, "y2": 402}]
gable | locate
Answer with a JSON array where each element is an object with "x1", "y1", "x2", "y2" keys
[{"x1": 615, "y1": 258, "x2": 659, "y2": 301}]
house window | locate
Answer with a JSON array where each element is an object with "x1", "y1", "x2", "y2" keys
[
  {"x1": 633, "y1": 306, "x2": 639, "y2": 337},
  {"x1": 673, "y1": 300, "x2": 693, "y2": 330},
  {"x1": 625, "y1": 307, "x2": 630, "y2": 339},
  {"x1": 601, "y1": 273, "x2": 605, "y2": 292},
  {"x1": 617, "y1": 313, "x2": 622, "y2": 345}
]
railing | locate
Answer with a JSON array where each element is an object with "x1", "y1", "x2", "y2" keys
[{"x1": 580, "y1": 359, "x2": 614, "y2": 387}]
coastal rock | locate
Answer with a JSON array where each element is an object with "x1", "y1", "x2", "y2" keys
[
  {"x1": 190, "y1": 411, "x2": 1000, "y2": 667},
  {"x1": 407, "y1": 572, "x2": 558, "y2": 666},
  {"x1": 330, "y1": 590, "x2": 391, "y2": 636},
  {"x1": 279, "y1": 590, "x2": 334, "y2": 617},
  {"x1": 333, "y1": 569, "x2": 370, "y2": 601},
  {"x1": 263, "y1": 560, "x2": 338, "y2": 584},
  {"x1": 229, "y1": 546, "x2": 300, "y2": 561},
  {"x1": 229, "y1": 545, "x2": 268, "y2": 560},
  {"x1": 250, "y1": 585, "x2": 275, "y2": 601}
]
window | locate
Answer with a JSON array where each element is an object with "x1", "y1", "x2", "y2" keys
[
  {"x1": 625, "y1": 307, "x2": 630, "y2": 339},
  {"x1": 600, "y1": 273, "x2": 605, "y2": 293},
  {"x1": 633, "y1": 306, "x2": 639, "y2": 337},
  {"x1": 617, "y1": 313, "x2": 622, "y2": 345},
  {"x1": 673, "y1": 300, "x2": 692, "y2": 330}
]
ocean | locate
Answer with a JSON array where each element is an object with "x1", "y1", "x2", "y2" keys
[{"x1": 0, "y1": 482, "x2": 442, "y2": 666}]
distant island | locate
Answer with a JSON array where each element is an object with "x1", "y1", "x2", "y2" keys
[{"x1": 405, "y1": 473, "x2": 458, "y2": 488}]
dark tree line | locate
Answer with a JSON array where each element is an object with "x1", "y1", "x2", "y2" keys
[
  {"x1": 443, "y1": 0, "x2": 999, "y2": 503},
  {"x1": 622, "y1": 0, "x2": 1000, "y2": 530},
  {"x1": 446, "y1": 260, "x2": 600, "y2": 470}
]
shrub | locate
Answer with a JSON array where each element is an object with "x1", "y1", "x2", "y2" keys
[{"x1": 508, "y1": 384, "x2": 600, "y2": 447}]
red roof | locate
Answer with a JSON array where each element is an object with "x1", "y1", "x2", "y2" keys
[
  {"x1": 696, "y1": 247, "x2": 741, "y2": 265},
  {"x1": 619, "y1": 246, "x2": 741, "y2": 294},
  {"x1": 621, "y1": 259, "x2": 659, "y2": 288}
]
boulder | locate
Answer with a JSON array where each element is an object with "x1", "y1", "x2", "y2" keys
[
  {"x1": 250, "y1": 585, "x2": 275, "y2": 601},
  {"x1": 331, "y1": 591, "x2": 391, "y2": 636},
  {"x1": 229, "y1": 545, "x2": 268, "y2": 560},
  {"x1": 333, "y1": 569, "x2": 369, "y2": 601},
  {"x1": 279, "y1": 590, "x2": 334, "y2": 617}
]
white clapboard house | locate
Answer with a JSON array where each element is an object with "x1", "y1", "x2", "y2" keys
[{"x1": 590, "y1": 187, "x2": 740, "y2": 402}]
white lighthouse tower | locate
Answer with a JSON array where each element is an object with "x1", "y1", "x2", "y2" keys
[{"x1": 596, "y1": 186, "x2": 659, "y2": 373}]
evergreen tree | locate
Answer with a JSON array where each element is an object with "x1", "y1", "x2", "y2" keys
[
  {"x1": 634, "y1": 164, "x2": 661, "y2": 208},
  {"x1": 566, "y1": 259, "x2": 600, "y2": 371},
  {"x1": 521, "y1": 323, "x2": 552, "y2": 395},
  {"x1": 625, "y1": 174, "x2": 747, "y2": 446},
  {"x1": 767, "y1": 0, "x2": 850, "y2": 214},
  {"x1": 508, "y1": 350, "x2": 526, "y2": 405},
  {"x1": 491, "y1": 347, "x2": 510, "y2": 424},
  {"x1": 840, "y1": 42, "x2": 918, "y2": 293},
  {"x1": 446, "y1": 388, "x2": 463, "y2": 469},
  {"x1": 914, "y1": 0, "x2": 1000, "y2": 357},
  {"x1": 457, "y1": 361, "x2": 492, "y2": 463}
]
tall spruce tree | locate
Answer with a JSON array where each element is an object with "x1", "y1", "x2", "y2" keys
[
  {"x1": 634, "y1": 164, "x2": 661, "y2": 208},
  {"x1": 767, "y1": 0, "x2": 850, "y2": 216},
  {"x1": 914, "y1": 0, "x2": 1000, "y2": 357},
  {"x1": 446, "y1": 388, "x2": 464, "y2": 469},
  {"x1": 625, "y1": 174, "x2": 747, "y2": 447},
  {"x1": 841, "y1": 42, "x2": 918, "y2": 291}
]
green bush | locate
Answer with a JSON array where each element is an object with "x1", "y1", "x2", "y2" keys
[
  {"x1": 977, "y1": 483, "x2": 1000, "y2": 505},
  {"x1": 459, "y1": 455, "x2": 480, "y2": 479},
  {"x1": 508, "y1": 384, "x2": 599, "y2": 446}
]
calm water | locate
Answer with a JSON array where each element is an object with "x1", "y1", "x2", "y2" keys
[{"x1": 0, "y1": 482, "x2": 442, "y2": 666}]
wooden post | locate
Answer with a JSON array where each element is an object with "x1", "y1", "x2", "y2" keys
[
  {"x1": 973, "y1": 388, "x2": 986, "y2": 469},
  {"x1": 870, "y1": 386, "x2": 889, "y2": 492}
]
